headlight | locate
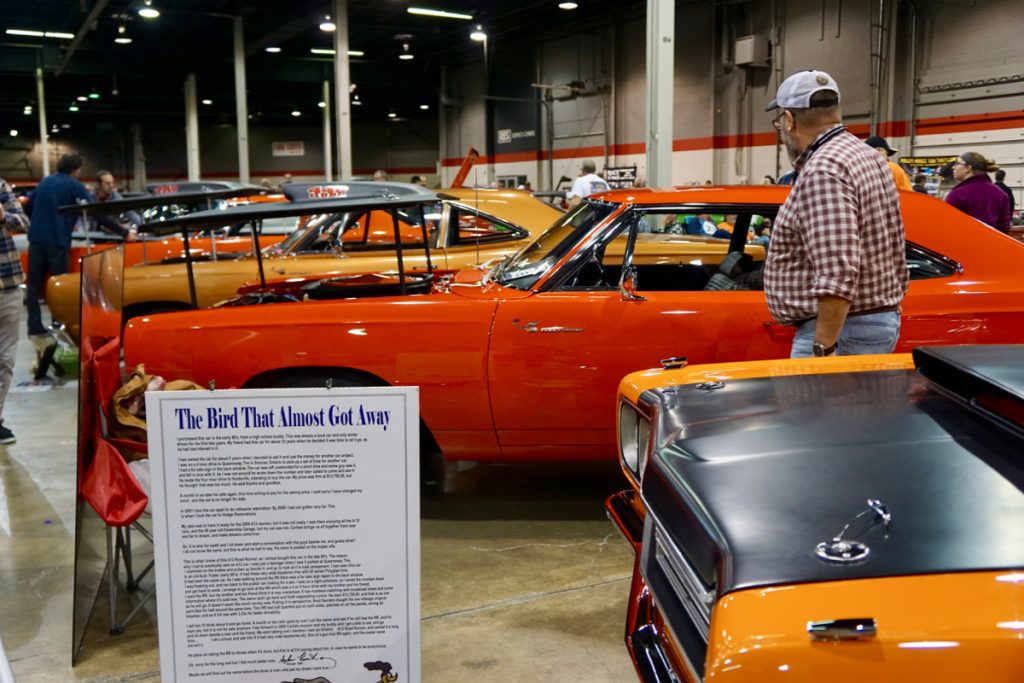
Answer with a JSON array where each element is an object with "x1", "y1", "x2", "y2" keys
[{"x1": 618, "y1": 400, "x2": 652, "y2": 481}]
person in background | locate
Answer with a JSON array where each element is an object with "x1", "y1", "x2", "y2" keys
[
  {"x1": 777, "y1": 170, "x2": 797, "y2": 185},
  {"x1": 566, "y1": 160, "x2": 609, "y2": 208},
  {"x1": 994, "y1": 169, "x2": 1015, "y2": 214},
  {"x1": 410, "y1": 175, "x2": 427, "y2": 187},
  {"x1": 764, "y1": 69, "x2": 906, "y2": 358},
  {"x1": 274, "y1": 173, "x2": 294, "y2": 193},
  {"x1": 761, "y1": 175, "x2": 776, "y2": 185},
  {"x1": 912, "y1": 174, "x2": 929, "y2": 194},
  {"x1": 91, "y1": 171, "x2": 139, "y2": 240},
  {"x1": 864, "y1": 136, "x2": 912, "y2": 191},
  {"x1": 373, "y1": 169, "x2": 389, "y2": 182},
  {"x1": 945, "y1": 152, "x2": 1011, "y2": 233},
  {"x1": 714, "y1": 214, "x2": 737, "y2": 237},
  {"x1": 259, "y1": 178, "x2": 273, "y2": 190},
  {"x1": 0, "y1": 179, "x2": 27, "y2": 443},
  {"x1": 24, "y1": 154, "x2": 92, "y2": 341}
]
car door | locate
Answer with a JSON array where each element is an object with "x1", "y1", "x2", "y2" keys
[{"x1": 487, "y1": 206, "x2": 791, "y2": 460}]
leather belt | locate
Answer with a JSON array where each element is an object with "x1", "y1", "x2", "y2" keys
[{"x1": 847, "y1": 305, "x2": 899, "y2": 317}]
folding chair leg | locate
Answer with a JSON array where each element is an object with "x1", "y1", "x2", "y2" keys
[
  {"x1": 112, "y1": 585, "x2": 157, "y2": 634},
  {"x1": 106, "y1": 526, "x2": 124, "y2": 635},
  {"x1": 121, "y1": 527, "x2": 135, "y2": 589}
]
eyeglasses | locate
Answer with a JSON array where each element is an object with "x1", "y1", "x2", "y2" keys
[
  {"x1": 952, "y1": 160, "x2": 968, "y2": 167},
  {"x1": 772, "y1": 111, "x2": 788, "y2": 130}
]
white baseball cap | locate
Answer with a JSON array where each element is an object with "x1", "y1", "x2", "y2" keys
[{"x1": 766, "y1": 70, "x2": 841, "y2": 111}]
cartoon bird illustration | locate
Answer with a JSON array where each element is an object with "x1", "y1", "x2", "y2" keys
[{"x1": 363, "y1": 660, "x2": 399, "y2": 683}]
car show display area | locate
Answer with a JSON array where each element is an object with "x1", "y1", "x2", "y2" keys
[{"x1": 610, "y1": 346, "x2": 1024, "y2": 682}]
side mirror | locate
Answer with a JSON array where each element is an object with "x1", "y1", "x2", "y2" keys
[{"x1": 619, "y1": 265, "x2": 646, "y2": 301}]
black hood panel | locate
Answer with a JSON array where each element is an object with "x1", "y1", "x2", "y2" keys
[{"x1": 641, "y1": 357, "x2": 1024, "y2": 595}]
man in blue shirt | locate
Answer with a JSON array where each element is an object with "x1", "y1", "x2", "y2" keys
[{"x1": 24, "y1": 154, "x2": 91, "y2": 338}]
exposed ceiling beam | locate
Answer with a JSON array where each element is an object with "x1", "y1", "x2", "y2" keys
[{"x1": 56, "y1": 0, "x2": 112, "y2": 77}]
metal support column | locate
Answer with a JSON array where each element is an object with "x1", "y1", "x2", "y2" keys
[
  {"x1": 332, "y1": 0, "x2": 352, "y2": 179},
  {"x1": 131, "y1": 123, "x2": 146, "y2": 192},
  {"x1": 645, "y1": 0, "x2": 675, "y2": 186},
  {"x1": 233, "y1": 17, "x2": 250, "y2": 184},
  {"x1": 36, "y1": 67, "x2": 49, "y2": 176},
  {"x1": 184, "y1": 74, "x2": 201, "y2": 181},
  {"x1": 322, "y1": 80, "x2": 333, "y2": 181}
]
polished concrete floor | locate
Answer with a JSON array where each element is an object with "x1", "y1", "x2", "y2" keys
[{"x1": 0, "y1": 316, "x2": 637, "y2": 682}]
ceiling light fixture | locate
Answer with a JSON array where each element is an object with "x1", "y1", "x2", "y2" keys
[
  {"x1": 265, "y1": 46, "x2": 281, "y2": 53},
  {"x1": 138, "y1": 1, "x2": 160, "y2": 19},
  {"x1": 202, "y1": 99, "x2": 213, "y2": 105},
  {"x1": 470, "y1": 25, "x2": 486, "y2": 41},
  {"x1": 9, "y1": 130, "x2": 17, "y2": 137},
  {"x1": 320, "y1": 15, "x2": 336, "y2": 32},
  {"x1": 558, "y1": 1, "x2": 579, "y2": 9},
  {"x1": 419, "y1": 104, "x2": 430, "y2": 110},
  {"x1": 291, "y1": 109, "x2": 301, "y2": 117},
  {"x1": 68, "y1": 105, "x2": 79, "y2": 112},
  {"x1": 407, "y1": 7, "x2": 473, "y2": 20},
  {"x1": 399, "y1": 42, "x2": 414, "y2": 60},
  {"x1": 310, "y1": 48, "x2": 335, "y2": 55},
  {"x1": 77, "y1": 96, "x2": 87, "y2": 102},
  {"x1": 348, "y1": 50, "x2": 365, "y2": 57},
  {"x1": 318, "y1": 101, "x2": 326, "y2": 109},
  {"x1": 388, "y1": 112, "x2": 397, "y2": 118},
  {"x1": 115, "y1": 23, "x2": 132, "y2": 44},
  {"x1": 6, "y1": 29, "x2": 75, "y2": 39},
  {"x1": 88, "y1": 92, "x2": 100, "y2": 99},
  {"x1": 352, "y1": 99, "x2": 362, "y2": 106}
]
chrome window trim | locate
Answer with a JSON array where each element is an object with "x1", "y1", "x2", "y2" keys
[{"x1": 446, "y1": 201, "x2": 531, "y2": 246}]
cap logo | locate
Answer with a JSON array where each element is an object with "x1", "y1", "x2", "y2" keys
[{"x1": 816, "y1": 74, "x2": 829, "y2": 85}]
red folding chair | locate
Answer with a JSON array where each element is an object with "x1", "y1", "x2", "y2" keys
[{"x1": 80, "y1": 335, "x2": 154, "y2": 635}]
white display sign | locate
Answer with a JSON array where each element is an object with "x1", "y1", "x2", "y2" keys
[
  {"x1": 146, "y1": 387, "x2": 420, "y2": 683},
  {"x1": 272, "y1": 141, "x2": 305, "y2": 157}
]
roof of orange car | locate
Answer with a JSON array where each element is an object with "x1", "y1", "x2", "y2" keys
[{"x1": 591, "y1": 184, "x2": 792, "y2": 205}]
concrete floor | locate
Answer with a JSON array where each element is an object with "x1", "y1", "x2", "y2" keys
[{"x1": 0, "y1": 312, "x2": 638, "y2": 682}]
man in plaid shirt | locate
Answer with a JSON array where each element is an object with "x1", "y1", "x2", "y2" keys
[
  {"x1": 764, "y1": 70, "x2": 907, "y2": 358},
  {"x1": 0, "y1": 178, "x2": 29, "y2": 443}
]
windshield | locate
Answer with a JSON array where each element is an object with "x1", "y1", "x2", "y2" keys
[{"x1": 491, "y1": 201, "x2": 615, "y2": 290}]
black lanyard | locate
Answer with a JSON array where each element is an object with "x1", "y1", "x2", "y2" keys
[{"x1": 800, "y1": 125, "x2": 847, "y2": 165}]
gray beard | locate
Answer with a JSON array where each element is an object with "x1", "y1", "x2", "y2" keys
[{"x1": 781, "y1": 128, "x2": 802, "y2": 165}]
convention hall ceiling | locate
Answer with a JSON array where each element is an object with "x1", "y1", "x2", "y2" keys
[{"x1": 1, "y1": 0, "x2": 637, "y2": 127}]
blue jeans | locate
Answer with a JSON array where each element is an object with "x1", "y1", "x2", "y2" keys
[
  {"x1": 791, "y1": 311, "x2": 900, "y2": 358},
  {"x1": 26, "y1": 242, "x2": 69, "y2": 336}
]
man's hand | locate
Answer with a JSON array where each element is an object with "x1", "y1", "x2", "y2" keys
[{"x1": 125, "y1": 228, "x2": 138, "y2": 242}]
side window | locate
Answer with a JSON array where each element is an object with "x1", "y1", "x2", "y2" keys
[
  {"x1": 449, "y1": 207, "x2": 522, "y2": 246},
  {"x1": 906, "y1": 243, "x2": 958, "y2": 280},
  {"x1": 558, "y1": 209, "x2": 774, "y2": 292}
]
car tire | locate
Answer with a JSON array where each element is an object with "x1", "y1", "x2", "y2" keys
[{"x1": 263, "y1": 369, "x2": 449, "y2": 498}]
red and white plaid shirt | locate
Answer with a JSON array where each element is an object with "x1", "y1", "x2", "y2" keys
[{"x1": 765, "y1": 125, "x2": 908, "y2": 325}]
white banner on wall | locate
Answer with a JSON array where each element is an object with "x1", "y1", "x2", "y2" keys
[
  {"x1": 146, "y1": 387, "x2": 420, "y2": 683},
  {"x1": 272, "y1": 141, "x2": 305, "y2": 157}
]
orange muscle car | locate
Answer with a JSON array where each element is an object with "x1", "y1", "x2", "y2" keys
[
  {"x1": 607, "y1": 345, "x2": 1024, "y2": 682},
  {"x1": 49, "y1": 186, "x2": 559, "y2": 340},
  {"x1": 124, "y1": 186, "x2": 1024, "y2": 463}
]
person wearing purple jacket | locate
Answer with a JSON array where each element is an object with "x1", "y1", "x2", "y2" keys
[{"x1": 945, "y1": 152, "x2": 1011, "y2": 233}]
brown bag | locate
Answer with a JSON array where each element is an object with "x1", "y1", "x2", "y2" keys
[{"x1": 110, "y1": 364, "x2": 203, "y2": 459}]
